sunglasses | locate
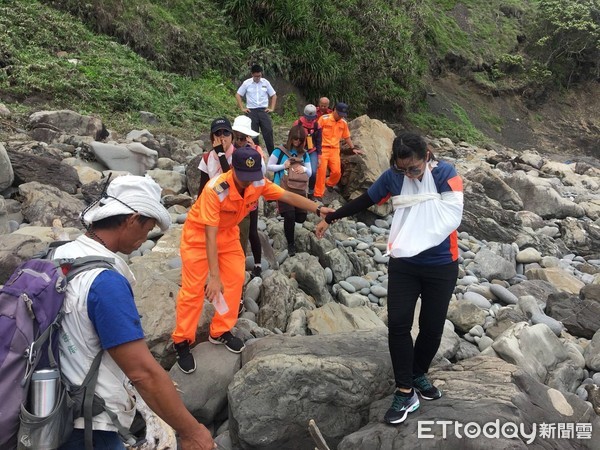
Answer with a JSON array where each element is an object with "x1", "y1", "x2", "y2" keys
[
  {"x1": 392, "y1": 160, "x2": 426, "y2": 176},
  {"x1": 234, "y1": 133, "x2": 249, "y2": 142},
  {"x1": 214, "y1": 129, "x2": 232, "y2": 137}
]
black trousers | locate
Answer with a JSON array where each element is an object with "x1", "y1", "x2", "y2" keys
[
  {"x1": 248, "y1": 108, "x2": 274, "y2": 155},
  {"x1": 279, "y1": 201, "x2": 307, "y2": 246},
  {"x1": 387, "y1": 258, "x2": 458, "y2": 389}
]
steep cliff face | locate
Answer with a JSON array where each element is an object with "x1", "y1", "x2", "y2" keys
[{"x1": 423, "y1": 76, "x2": 599, "y2": 157}]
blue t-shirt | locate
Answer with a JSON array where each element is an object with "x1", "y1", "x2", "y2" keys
[
  {"x1": 367, "y1": 160, "x2": 460, "y2": 266},
  {"x1": 87, "y1": 270, "x2": 144, "y2": 349}
]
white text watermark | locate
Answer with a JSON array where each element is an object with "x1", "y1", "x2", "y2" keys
[{"x1": 417, "y1": 420, "x2": 593, "y2": 444}]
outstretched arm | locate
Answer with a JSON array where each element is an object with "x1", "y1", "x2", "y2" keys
[
  {"x1": 278, "y1": 190, "x2": 334, "y2": 218},
  {"x1": 109, "y1": 340, "x2": 216, "y2": 450},
  {"x1": 315, "y1": 192, "x2": 375, "y2": 238}
]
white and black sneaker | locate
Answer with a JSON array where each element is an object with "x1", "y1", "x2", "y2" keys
[
  {"x1": 209, "y1": 331, "x2": 245, "y2": 353},
  {"x1": 173, "y1": 341, "x2": 196, "y2": 374},
  {"x1": 384, "y1": 389, "x2": 420, "y2": 424}
]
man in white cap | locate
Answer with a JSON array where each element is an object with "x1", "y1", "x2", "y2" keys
[{"x1": 54, "y1": 175, "x2": 215, "y2": 450}]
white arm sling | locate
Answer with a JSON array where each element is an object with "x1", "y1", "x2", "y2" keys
[{"x1": 387, "y1": 161, "x2": 463, "y2": 258}]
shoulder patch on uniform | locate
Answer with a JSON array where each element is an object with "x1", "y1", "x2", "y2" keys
[{"x1": 213, "y1": 181, "x2": 230, "y2": 194}]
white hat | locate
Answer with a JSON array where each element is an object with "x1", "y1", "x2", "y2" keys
[
  {"x1": 232, "y1": 115, "x2": 259, "y2": 137},
  {"x1": 82, "y1": 175, "x2": 171, "y2": 231}
]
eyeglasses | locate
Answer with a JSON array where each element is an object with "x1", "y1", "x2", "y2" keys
[
  {"x1": 234, "y1": 133, "x2": 248, "y2": 142},
  {"x1": 214, "y1": 129, "x2": 231, "y2": 137},
  {"x1": 392, "y1": 160, "x2": 426, "y2": 176}
]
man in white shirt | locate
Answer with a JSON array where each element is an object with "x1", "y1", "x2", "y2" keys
[{"x1": 235, "y1": 64, "x2": 277, "y2": 155}]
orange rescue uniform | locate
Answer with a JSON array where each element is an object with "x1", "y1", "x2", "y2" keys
[
  {"x1": 172, "y1": 170, "x2": 285, "y2": 343},
  {"x1": 315, "y1": 114, "x2": 351, "y2": 197}
]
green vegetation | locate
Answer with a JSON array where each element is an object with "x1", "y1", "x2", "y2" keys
[
  {"x1": 528, "y1": 0, "x2": 600, "y2": 86},
  {"x1": 408, "y1": 103, "x2": 487, "y2": 144},
  {"x1": 0, "y1": 1, "x2": 238, "y2": 135},
  {"x1": 0, "y1": 0, "x2": 596, "y2": 142}
]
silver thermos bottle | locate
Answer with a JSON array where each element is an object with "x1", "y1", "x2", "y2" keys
[{"x1": 30, "y1": 368, "x2": 60, "y2": 416}]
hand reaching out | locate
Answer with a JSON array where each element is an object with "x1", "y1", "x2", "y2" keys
[
  {"x1": 319, "y1": 206, "x2": 335, "y2": 219},
  {"x1": 315, "y1": 220, "x2": 329, "y2": 239}
]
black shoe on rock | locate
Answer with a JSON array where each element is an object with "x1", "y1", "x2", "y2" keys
[
  {"x1": 174, "y1": 341, "x2": 196, "y2": 374},
  {"x1": 209, "y1": 331, "x2": 245, "y2": 353},
  {"x1": 251, "y1": 265, "x2": 262, "y2": 278},
  {"x1": 288, "y1": 243, "x2": 296, "y2": 257}
]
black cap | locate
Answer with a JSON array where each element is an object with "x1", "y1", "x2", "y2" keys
[
  {"x1": 232, "y1": 146, "x2": 263, "y2": 181},
  {"x1": 335, "y1": 102, "x2": 349, "y2": 117},
  {"x1": 210, "y1": 117, "x2": 232, "y2": 134}
]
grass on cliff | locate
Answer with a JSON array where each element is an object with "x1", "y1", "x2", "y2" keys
[{"x1": 0, "y1": 0, "x2": 238, "y2": 136}]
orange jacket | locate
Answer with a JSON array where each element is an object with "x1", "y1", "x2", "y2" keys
[
  {"x1": 186, "y1": 170, "x2": 285, "y2": 244},
  {"x1": 317, "y1": 114, "x2": 350, "y2": 149}
]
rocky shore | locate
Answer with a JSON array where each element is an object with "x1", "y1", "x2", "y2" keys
[{"x1": 1, "y1": 108, "x2": 599, "y2": 449}]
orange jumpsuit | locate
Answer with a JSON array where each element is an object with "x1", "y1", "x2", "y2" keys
[
  {"x1": 314, "y1": 114, "x2": 351, "y2": 197},
  {"x1": 172, "y1": 170, "x2": 285, "y2": 343}
]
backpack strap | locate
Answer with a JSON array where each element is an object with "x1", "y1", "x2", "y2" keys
[
  {"x1": 80, "y1": 351, "x2": 144, "y2": 450},
  {"x1": 21, "y1": 314, "x2": 64, "y2": 390},
  {"x1": 56, "y1": 256, "x2": 116, "y2": 283}
]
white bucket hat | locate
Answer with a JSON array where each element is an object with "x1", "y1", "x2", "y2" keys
[
  {"x1": 232, "y1": 115, "x2": 259, "y2": 137},
  {"x1": 82, "y1": 175, "x2": 171, "y2": 231}
]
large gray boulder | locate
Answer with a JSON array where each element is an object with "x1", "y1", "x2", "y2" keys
[
  {"x1": 306, "y1": 303, "x2": 385, "y2": 334},
  {"x1": 228, "y1": 328, "x2": 393, "y2": 449},
  {"x1": 170, "y1": 342, "x2": 241, "y2": 423},
  {"x1": 546, "y1": 291, "x2": 600, "y2": 339},
  {"x1": 0, "y1": 234, "x2": 47, "y2": 284},
  {"x1": 471, "y1": 247, "x2": 517, "y2": 281},
  {"x1": 505, "y1": 171, "x2": 585, "y2": 219},
  {"x1": 18, "y1": 182, "x2": 85, "y2": 228},
  {"x1": 279, "y1": 252, "x2": 333, "y2": 306},
  {"x1": 0, "y1": 143, "x2": 14, "y2": 190},
  {"x1": 338, "y1": 356, "x2": 600, "y2": 449},
  {"x1": 7, "y1": 149, "x2": 80, "y2": 194},
  {"x1": 341, "y1": 116, "x2": 395, "y2": 216},
  {"x1": 492, "y1": 323, "x2": 584, "y2": 393},
  {"x1": 466, "y1": 165, "x2": 523, "y2": 211},
  {"x1": 28, "y1": 110, "x2": 105, "y2": 142}
]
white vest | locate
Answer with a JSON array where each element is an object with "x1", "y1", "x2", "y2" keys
[{"x1": 53, "y1": 235, "x2": 137, "y2": 431}]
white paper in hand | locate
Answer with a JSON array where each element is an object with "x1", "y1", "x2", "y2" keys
[{"x1": 212, "y1": 292, "x2": 229, "y2": 315}]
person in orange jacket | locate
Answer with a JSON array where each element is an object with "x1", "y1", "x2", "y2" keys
[
  {"x1": 314, "y1": 102, "x2": 362, "y2": 201},
  {"x1": 172, "y1": 146, "x2": 334, "y2": 373}
]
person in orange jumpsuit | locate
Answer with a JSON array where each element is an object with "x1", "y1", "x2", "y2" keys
[
  {"x1": 314, "y1": 102, "x2": 362, "y2": 200},
  {"x1": 172, "y1": 146, "x2": 334, "y2": 373}
]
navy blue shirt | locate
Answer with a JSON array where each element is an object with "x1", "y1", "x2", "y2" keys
[{"x1": 367, "y1": 160, "x2": 460, "y2": 265}]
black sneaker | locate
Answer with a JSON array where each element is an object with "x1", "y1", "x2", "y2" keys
[
  {"x1": 251, "y1": 265, "x2": 262, "y2": 278},
  {"x1": 413, "y1": 374, "x2": 442, "y2": 400},
  {"x1": 173, "y1": 341, "x2": 196, "y2": 374},
  {"x1": 209, "y1": 331, "x2": 245, "y2": 353},
  {"x1": 288, "y1": 243, "x2": 296, "y2": 256},
  {"x1": 384, "y1": 389, "x2": 420, "y2": 424}
]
